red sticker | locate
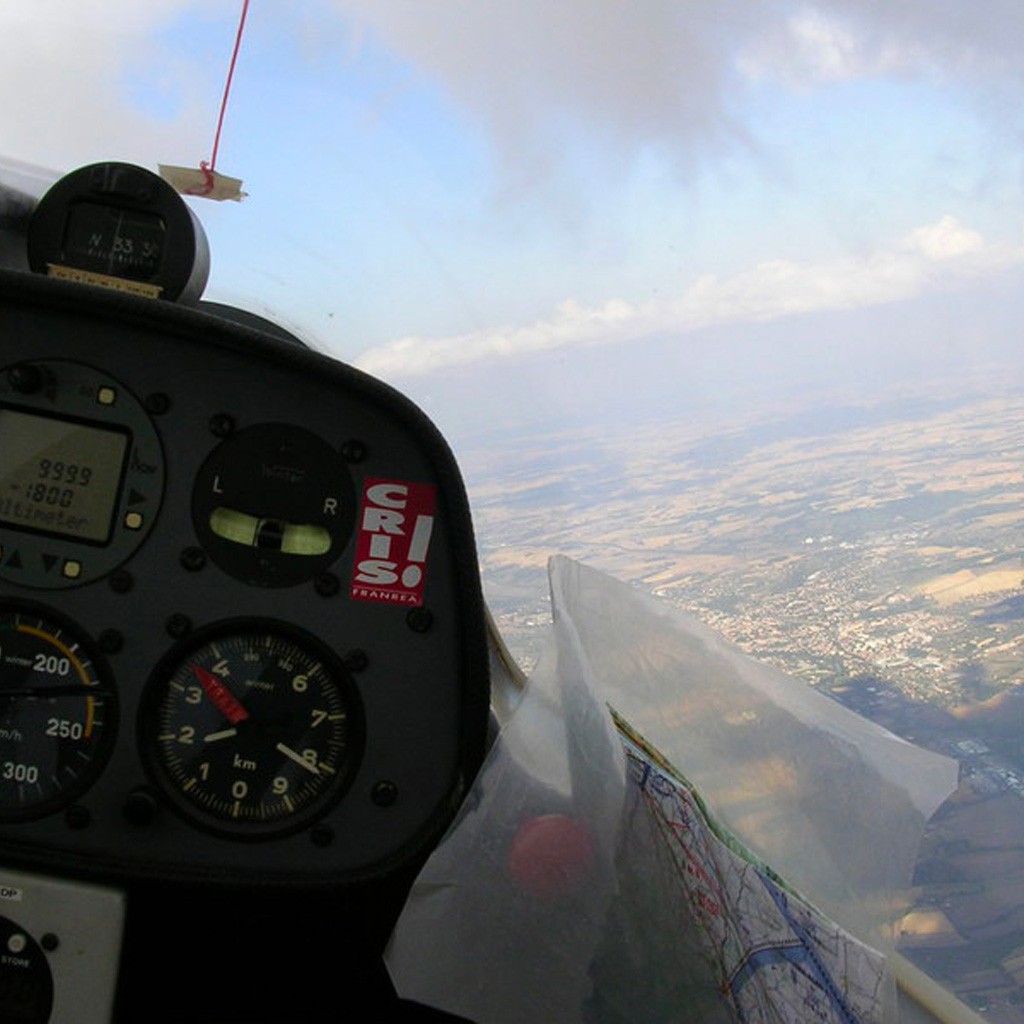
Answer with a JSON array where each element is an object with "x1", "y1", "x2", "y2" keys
[{"x1": 350, "y1": 479, "x2": 436, "y2": 606}]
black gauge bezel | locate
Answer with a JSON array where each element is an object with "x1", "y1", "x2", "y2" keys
[
  {"x1": 191, "y1": 423, "x2": 357, "y2": 589},
  {"x1": 0, "y1": 913, "x2": 53, "y2": 1020},
  {"x1": 0, "y1": 600, "x2": 118, "y2": 822},
  {"x1": 138, "y1": 618, "x2": 365, "y2": 841},
  {"x1": 27, "y1": 162, "x2": 210, "y2": 303},
  {"x1": 0, "y1": 359, "x2": 165, "y2": 589}
]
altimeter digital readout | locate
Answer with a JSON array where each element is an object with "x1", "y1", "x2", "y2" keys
[{"x1": 0, "y1": 408, "x2": 129, "y2": 545}]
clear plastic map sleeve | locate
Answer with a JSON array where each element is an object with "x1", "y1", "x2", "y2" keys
[{"x1": 387, "y1": 556, "x2": 959, "y2": 1023}]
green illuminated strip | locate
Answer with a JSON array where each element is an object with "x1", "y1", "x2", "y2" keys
[
  {"x1": 209, "y1": 507, "x2": 330, "y2": 556},
  {"x1": 209, "y1": 507, "x2": 257, "y2": 546},
  {"x1": 281, "y1": 524, "x2": 330, "y2": 556}
]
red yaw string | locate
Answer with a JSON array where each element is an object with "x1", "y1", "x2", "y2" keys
[{"x1": 200, "y1": 0, "x2": 250, "y2": 193}]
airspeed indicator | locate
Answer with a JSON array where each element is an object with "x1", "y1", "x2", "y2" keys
[{"x1": 0, "y1": 605, "x2": 116, "y2": 820}]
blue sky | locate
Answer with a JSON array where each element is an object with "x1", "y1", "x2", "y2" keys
[{"x1": 3, "y1": 1, "x2": 1024, "y2": 437}]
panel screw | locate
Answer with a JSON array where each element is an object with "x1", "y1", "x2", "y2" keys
[
  {"x1": 311, "y1": 824, "x2": 334, "y2": 847},
  {"x1": 180, "y1": 547, "x2": 206, "y2": 572},
  {"x1": 372, "y1": 781, "x2": 398, "y2": 807},
  {"x1": 40, "y1": 933, "x2": 59, "y2": 953},
  {"x1": 314, "y1": 572, "x2": 339, "y2": 598},
  {"x1": 65, "y1": 805, "x2": 90, "y2": 830},
  {"x1": 340, "y1": 439, "x2": 366, "y2": 463},
  {"x1": 109, "y1": 570, "x2": 133, "y2": 594},
  {"x1": 97, "y1": 629, "x2": 123, "y2": 655},
  {"x1": 123, "y1": 789, "x2": 158, "y2": 827},
  {"x1": 209, "y1": 413, "x2": 236, "y2": 438},
  {"x1": 343, "y1": 649, "x2": 368, "y2": 672},
  {"x1": 144, "y1": 392, "x2": 170, "y2": 415},
  {"x1": 406, "y1": 607, "x2": 433, "y2": 633},
  {"x1": 166, "y1": 613, "x2": 192, "y2": 639}
]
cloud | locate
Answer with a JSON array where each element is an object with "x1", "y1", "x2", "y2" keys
[
  {"x1": 5, "y1": 2, "x2": 1024, "y2": 186},
  {"x1": 0, "y1": 0, "x2": 218, "y2": 172},
  {"x1": 334, "y1": 1, "x2": 1024, "y2": 188},
  {"x1": 7, "y1": 1, "x2": 1024, "y2": 192},
  {"x1": 905, "y1": 216, "x2": 984, "y2": 261},
  {"x1": 817, "y1": 0, "x2": 1024, "y2": 81},
  {"x1": 334, "y1": 0, "x2": 770, "y2": 186},
  {"x1": 739, "y1": 9, "x2": 911, "y2": 84},
  {"x1": 355, "y1": 216, "x2": 1024, "y2": 377}
]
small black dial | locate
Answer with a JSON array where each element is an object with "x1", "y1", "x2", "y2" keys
[
  {"x1": 192, "y1": 423, "x2": 356, "y2": 589},
  {"x1": 0, "y1": 606, "x2": 116, "y2": 820},
  {"x1": 28, "y1": 162, "x2": 210, "y2": 302},
  {"x1": 141, "y1": 623, "x2": 362, "y2": 838},
  {"x1": 0, "y1": 359, "x2": 165, "y2": 589}
]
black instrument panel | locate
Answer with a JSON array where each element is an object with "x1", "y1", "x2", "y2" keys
[{"x1": 0, "y1": 268, "x2": 490, "y2": 890}]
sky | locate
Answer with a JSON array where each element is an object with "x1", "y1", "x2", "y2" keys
[{"x1": 3, "y1": 1, "x2": 1024, "y2": 440}]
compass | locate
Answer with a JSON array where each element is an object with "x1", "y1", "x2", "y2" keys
[{"x1": 139, "y1": 622, "x2": 362, "y2": 839}]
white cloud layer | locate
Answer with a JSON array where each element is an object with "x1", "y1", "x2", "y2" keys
[
  {"x1": 335, "y1": 1, "x2": 1024, "y2": 186},
  {"x1": 355, "y1": 216, "x2": 1024, "y2": 378},
  {"x1": 739, "y1": 10, "x2": 911, "y2": 84},
  {"x1": 4, "y1": 2, "x2": 1024, "y2": 182},
  {"x1": 4, "y1": 1, "x2": 1024, "y2": 197},
  {"x1": 0, "y1": 0, "x2": 217, "y2": 172}
]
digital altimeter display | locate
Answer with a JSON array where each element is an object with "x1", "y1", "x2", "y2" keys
[{"x1": 0, "y1": 407, "x2": 129, "y2": 545}]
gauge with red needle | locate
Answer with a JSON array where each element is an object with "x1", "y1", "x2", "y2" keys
[
  {"x1": 192, "y1": 664, "x2": 249, "y2": 725},
  {"x1": 139, "y1": 622, "x2": 362, "y2": 838}
]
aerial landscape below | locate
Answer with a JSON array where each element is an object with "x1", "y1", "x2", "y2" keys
[{"x1": 467, "y1": 374, "x2": 1024, "y2": 1020}]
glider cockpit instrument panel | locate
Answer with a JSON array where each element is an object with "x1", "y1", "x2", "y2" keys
[{"x1": 0, "y1": 163, "x2": 490, "y2": 1022}]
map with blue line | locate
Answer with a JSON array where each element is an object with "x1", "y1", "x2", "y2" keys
[{"x1": 616, "y1": 715, "x2": 886, "y2": 1024}]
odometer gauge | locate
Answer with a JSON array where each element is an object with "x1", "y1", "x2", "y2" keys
[
  {"x1": 140, "y1": 623, "x2": 363, "y2": 839},
  {"x1": 0, "y1": 606, "x2": 116, "y2": 821}
]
